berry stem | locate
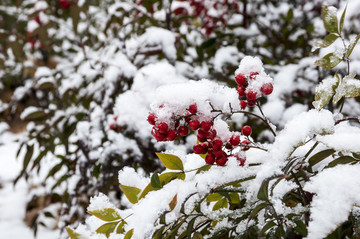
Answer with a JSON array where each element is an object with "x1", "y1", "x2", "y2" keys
[{"x1": 256, "y1": 100, "x2": 277, "y2": 137}]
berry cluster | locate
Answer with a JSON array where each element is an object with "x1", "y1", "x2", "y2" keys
[
  {"x1": 236, "y1": 72, "x2": 273, "y2": 110},
  {"x1": 109, "y1": 116, "x2": 122, "y2": 132},
  {"x1": 59, "y1": 0, "x2": 71, "y2": 10},
  {"x1": 148, "y1": 103, "x2": 253, "y2": 166}
]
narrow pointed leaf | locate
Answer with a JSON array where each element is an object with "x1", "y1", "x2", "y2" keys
[
  {"x1": 187, "y1": 216, "x2": 197, "y2": 238},
  {"x1": 196, "y1": 164, "x2": 212, "y2": 174},
  {"x1": 212, "y1": 198, "x2": 228, "y2": 211},
  {"x1": 326, "y1": 156, "x2": 357, "y2": 168},
  {"x1": 119, "y1": 185, "x2": 141, "y2": 204},
  {"x1": 88, "y1": 208, "x2": 121, "y2": 222},
  {"x1": 116, "y1": 221, "x2": 126, "y2": 234},
  {"x1": 156, "y1": 153, "x2": 184, "y2": 171},
  {"x1": 345, "y1": 34, "x2": 360, "y2": 58},
  {"x1": 169, "y1": 194, "x2": 178, "y2": 211},
  {"x1": 308, "y1": 149, "x2": 335, "y2": 167},
  {"x1": 339, "y1": 4, "x2": 347, "y2": 33}
]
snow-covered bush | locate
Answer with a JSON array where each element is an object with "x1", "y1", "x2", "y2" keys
[
  {"x1": 66, "y1": 4, "x2": 360, "y2": 238},
  {"x1": 1, "y1": 0, "x2": 357, "y2": 236}
]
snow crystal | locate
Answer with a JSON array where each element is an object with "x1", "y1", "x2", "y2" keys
[{"x1": 304, "y1": 164, "x2": 360, "y2": 239}]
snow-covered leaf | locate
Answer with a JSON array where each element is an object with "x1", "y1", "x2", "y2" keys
[
  {"x1": 314, "y1": 52, "x2": 342, "y2": 70},
  {"x1": 87, "y1": 208, "x2": 122, "y2": 222},
  {"x1": 339, "y1": 4, "x2": 347, "y2": 34},
  {"x1": 168, "y1": 194, "x2": 177, "y2": 211},
  {"x1": 345, "y1": 34, "x2": 360, "y2": 59},
  {"x1": 66, "y1": 227, "x2": 85, "y2": 239},
  {"x1": 333, "y1": 73, "x2": 360, "y2": 104},
  {"x1": 321, "y1": 4, "x2": 339, "y2": 34},
  {"x1": 124, "y1": 228, "x2": 134, "y2": 239},
  {"x1": 315, "y1": 34, "x2": 339, "y2": 48},
  {"x1": 308, "y1": 149, "x2": 335, "y2": 168},
  {"x1": 312, "y1": 74, "x2": 339, "y2": 110}
]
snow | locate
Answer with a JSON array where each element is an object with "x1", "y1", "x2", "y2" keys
[
  {"x1": 304, "y1": 164, "x2": 360, "y2": 239},
  {"x1": 0, "y1": 132, "x2": 60, "y2": 238}
]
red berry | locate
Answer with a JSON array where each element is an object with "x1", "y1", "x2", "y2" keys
[
  {"x1": 238, "y1": 156, "x2": 246, "y2": 166},
  {"x1": 178, "y1": 126, "x2": 189, "y2": 136},
  {"x1": 166, "y1": 130, "x2": 178, "y2": 141},
  {"x1": 247, "y1": 99, "x2": 256, "y2": 107},
  {"x1": 109, "y1": 124, "x2": 115, "y2": 130},
  {"x1": 197, "y1": 135, "x2": 207, "y2": 142},
  {"x1": 197, "y1": 129, "x2": 208, "y2": 139},
  {"x1": 240, "y1": 100, "x2": 247, "y2": 110},
  {"x1": 200, "y1": 121, "x2": 212, "y2": 131},
  {"x1": 249, "y1": 72, "x2": 259, "y2": 80},
  {"x1": 152, "y1": 128, "x2": 166, "y2": 141},
  {"x1": 189, "y1": 120, "x2": 200, "y2": 130},
  {"x1": 261, "y1": 83, "x2": 273, "y2": 95},
  {"x1": 246, "y1": 90, "x2": 257, "y2": 101},
  {"x1": 212, "y1": 139, "x2": 223, "y2": 151},
  {"x1": 157, "y1": 122, "x2": 168, "y2": 134},
  {"x1": 229, "y1": 134, "x2": 240, "y2": 146},
  {"x1": 235, "y1": 74, "x2": 246, "y2": 86},
  {"x1": 205, "y1": 153, "x2": 215, "y2": 165},
  {"x1": 216, "y1": 156, "x2": 228, "y2": 166},
  {"x1": 213, "y1": 150, "x2": 224, "y2": 159},
  {"x1": 241, "y1": 139, "x2": 251, "y2": 151},
  {"x1": 147, "y1": 113, "x2": 156, "y2": 125},
  {"x1": 207, "y1": 129, "x2": 217, "y2": 140},
  {"x1": 113, "y1": 116, "x2": 118, "y2": 121},
  {"x1": 189, "y1": 103, "x2": 198, "y2": 114},
  {"x1": 59, "y1": 0, "x2": 71, "y2": 9},
  {"x1": 242, "y1": 125, "x2": 252, "y2": 137},
  {"x1": 237, "y1": 86, "x2": 246, "y2": 97},
  {"x1": 193, "y1": 143, "x2": 208, "y2": 154}
]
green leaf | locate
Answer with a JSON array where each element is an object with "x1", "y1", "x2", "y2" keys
[
  {"x1": 45, "y1": 162, "x2": 63, "y2": 179},
  {"x1": 321, "y1": 4, "x2": 339, "y2": 33},
  {"x1": 22, "y1": 110, "x2": 47, "y2": 121},
  {"x1": 212, "y1": 198, "x2": 228, "y2": 211},
  {"x1": 195, "y1": 164, "x2": 212, "y2": 174},
  {"x1": 257, "y1": 179, "x2": 270, "y2": 201},
  {"x1": 23, "y1": 144, "x2": 34, "y2": 171},
  {"x1": 249, "y1": 202, "x2": 268, "y2": 220},
  {"x1": 316, "y1": 34, "x2": 339, "y2": 48},
  {"x1": 339, "y1": 4, "x2": 347, "y2": 34},
  {"x1": 315, "y1": 52, "x2": 343, "y2": 70},
  {"x1": 206, "y1": 193, "x2": 223, "y2": 202},
  {"x1": 116, "y1": 221, "x2": 126, "y2": 234},
  {"x1": 87, "y1": 208, "x2": 122, "y2": 222},
  {"x1": 124, "y1": 229, "x2": 134, "y2": 239},
  {"x1": 187, "y1": 216, "x2": 197, "y2": 238},
  {"x1": 345, "y1": 34, "x2": 360, "y2": 58},
  {"x1": 229, "y1": 192, "x2": 240, "y2": 204},
  {"x1": 156, "y1": 153, "x2": 184, "y2": 171},
  {"x1": 192, "y1": 232, "x2": 204, "y2": 239},
  {"x1": 294, "y1": 219, "x2": 308, "y2": 237},
  {"x1": 308, "y1": 149, "x2": 335, "y2": 167},
  {"x1": 151, "y1": 173, "x2": 162, "y2": 189},
  {"x1": 259, "y1": 220, "x2": 276, "y2": 236},
  {"x1": 153, "y1": 226, "x2": 164, "y2": 239},
  {"x1": 66, "y1": 227, "x2": 83, "y2": 239},
  {"x1": 326, "y1": 156, "x2": 358, "y2": 168},
  {"x1": 313, "y1": 73, "x2": 340, "y2": 110},
  {"x1": 96, "y1": 221, "x2": 118, "y2": 237},
  {"x1": 139, "y1": 172, "x2": 185, "y2": 199},
  {"x1": 119, "y1": 185, "x2": 141, "y2": 204},
  {"x1": 169, "y1": 194, "x2": 177, "y2": 211},
  {"x1": 70, "y1": 4, "x2": 80, "y2": 33}
]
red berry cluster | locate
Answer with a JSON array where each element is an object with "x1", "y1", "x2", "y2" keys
[
  {"x1": 148, "y1": 103, "x2": 253, "y2": 166},
  {"x1": 109, "y1": 116, "x2": 122, "y2": 132},
  {"x1": 236, "y1": 72, "x2": 273, "y2": 110}
]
